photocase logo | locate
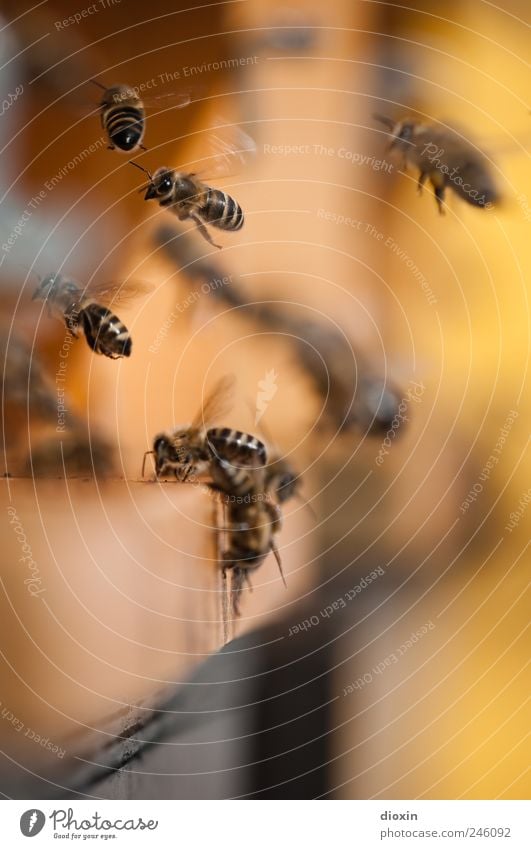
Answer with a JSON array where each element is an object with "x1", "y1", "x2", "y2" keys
[
  {"x1": 20, "y1": 809, "x2": 46, "y2": 837},
  {"x1": 255, "y1": 369, "x2": 278, "y2": 425}
]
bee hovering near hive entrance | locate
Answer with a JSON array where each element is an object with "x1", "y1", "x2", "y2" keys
[
  {"x1": 374, "y1": 113, "x2": 500, "y2": 213},
  {"x1": 91, "y1": 80, "x2": 190, "y2": 153},
  {"x1": 143, "y1": 375, "x2": 267, "y2": 481},
  {"x1": 32, "y1": 273, "x2": 141, "y2": 358},
  {"x1": 130, "y1": 124, "x2": 256, "y2": 248}
]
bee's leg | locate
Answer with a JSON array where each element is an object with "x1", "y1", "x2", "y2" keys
[
  {"x1": 189, "y1": 213, "x2": 222, "y2": 250},
  {"x1": 429, "y1": 173, "x2": 446, "y2": 215},
  {"x1": 213, "y1": 498, "x2": 229, "y2": 645},
  {"x1": 434, "y1": 184, "x2": 446, "y2": 215},
  {"x1": 417, "y1": 171, "x2": 428, "y2": 195},
  {"x1": 64, "y1": 310, "x2": 80, "y2": 336},
  {"x1": 221, "y1": 563, "x2": 230, "y2": 645},
  {"x1": 230, "y1": 566, "x2": 245, "y2": 617},
  {"x1": 271, "y1": 540, "x2": 287, "y2": 588}
]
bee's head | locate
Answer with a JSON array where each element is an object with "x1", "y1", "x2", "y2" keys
[
  {"x1": 32, "y1": 273, "x2": 60, "y2": 302},
  {"x1": 373, "y1": 113, "x2": 417, "y2": 153},
  {"x1": 153, "y1": 434, "x2": 175, "y2": 474},
  {"x1": 145, "y1": 168, "x2": 174, "y2": 199},
  {"x1": 388, "y1": 120, "x2": 417, "y2": 153},
  {"x1": 153, "y1": 430, "x2": 192, "y2": 469},
  {"x1": 102, "y1": 84, "x2": 138, "y2": 106}
]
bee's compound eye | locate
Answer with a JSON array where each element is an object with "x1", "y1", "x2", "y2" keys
[
  {"x1": 399, "y1": 124, "x2": 413, "y2": 141},
  {"x1": 154, "y1": 437, "x2": 168, "y2": 454},
  {"x1": 158, "y1": 176, "x2": 173, "y2": 193}
]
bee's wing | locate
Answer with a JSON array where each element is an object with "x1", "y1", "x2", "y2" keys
[
  {"x1": 141, "y1": 91, "x2": 192, "y2": 110},
  {"x1": 192, "y1": 374, "x2": 235, "y2": 429},
  {"x1": 86, "y1": 279, "x2": 150, "y2": 309},
  {"x1": 189, "y1": 120, "x2": 257, "y2": 181}
]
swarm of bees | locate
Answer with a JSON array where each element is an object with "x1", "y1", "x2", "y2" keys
[{"x1": 10, "y1": 77, "x2": 500, "y2": 627}]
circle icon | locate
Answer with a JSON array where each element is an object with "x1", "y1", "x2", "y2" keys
[{"x1": 20, "y1": 810, "x2": 45, "y2": 837}]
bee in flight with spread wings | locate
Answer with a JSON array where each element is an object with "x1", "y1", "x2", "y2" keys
[
  {"x1": 373, "y1": 113, "x2": 500, "y2": 213},
  {"x1": 130, "y1": 123, "x2": 256, "y2": 248},
  {"x1": 32, "y1": 273, "x2": 144, "y2": 359},
  {"x1": 90, "y1": 79, "x2": 191, "y2": 154}
]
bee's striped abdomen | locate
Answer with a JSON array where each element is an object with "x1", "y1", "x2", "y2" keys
[
  {"x1": 201, "y1": 188, "x2": 244, "y2": 231},
  {"x1": 104, "y1": 105, "x2": 144, "y2": 152},
  {"x1": 210, "y1": 458, "x2": 257, "y2": 497},
  {"x1": 80, "y1": 304, "x2": 132, "y2": 358},
  {"x1": 207, "y1": 427, "x2": 266, "y2": 466}
]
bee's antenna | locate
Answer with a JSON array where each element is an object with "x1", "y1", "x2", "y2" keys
[
  {"x1": 373, "y1": 112, "x2": 395, "y2": 131},
  {"x1": 90, "y1": 79, "x2": 107, "y2": 91},
  {"x1": 142, "y1": 449, "x2": 155, "y2": 477},
  {"x1": 129, "y1": 160, "x2": 153, "y2": 181}
]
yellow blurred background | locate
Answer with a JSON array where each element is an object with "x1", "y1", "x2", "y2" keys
[{"x1": 0, "y1": 0, "x2": 528, "y2": 799}]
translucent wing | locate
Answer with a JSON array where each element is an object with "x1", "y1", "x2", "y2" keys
[
  {"x1": 86, "y1": 279, "x2": 150, "y2": 308},
  {"x1": 141, "y1": 91, "x2": 192, "y2": 110},
  {"x1": 192, "y1": 374, "x2": 235, "y2": 429},
  {"x1": 187, "y1": 120, "x2": 256, "y2": 181}
]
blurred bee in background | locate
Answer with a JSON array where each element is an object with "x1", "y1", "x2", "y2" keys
[
  {"x1": 91, "y1": 80, "x2": 191, "y2": 153},
  {"x1": 143, "y1": 375, "x2": 266, "y2": 481},
  {"x1": 130, "y1": 124, "x2": 256, "y2": 248},
  {"x1": 153, "y1": 224, "x2": 404, "y2": 437},
  {"x1": 374, "y1": 113, "x2": 500, "y2": 212},
  {"x1": 1, "y1": 327, "x2": 59, "y2": 450},
  {"x1": 293, "y1": 320, "x2": 403, "y2": 436},
  {"x1": 32, "y1": 273, "x2": 139, "y2": 359},
  {"x1": 1, "y1": 326, "x2": 114, "y2": 477},
  {"x1": 26, "y1": 430, "x2": 115, "y2": 478}
]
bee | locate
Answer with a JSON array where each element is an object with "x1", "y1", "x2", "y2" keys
[
  {"x1": 32, "y1": 273, "x2": 137, "y2": 359},
  {"x1": 352, "y1": 376, "x2": 403, "y2": 434},
  {"x1": 222, "y1": 495, "x2": 285, "y2": 617},
  {"x1": 374, "y1": 113, "x2": 500, "y2": 212},
  {"x1": 143, "y1": 375, "x2": 267, "y2": 481},
  {"x1": 1, "y1": 327, "x2": 62, "y2": 464},
  {"x1": 91, "y1": 80, "x2": 190, "y2": 153},
  {"x1": 25, "y1": 430, "x2": 115, "y2": 478},
  {"x1": 294, "y1": 320, "x2": 403, "y2": 435},
  {"x1": 130, "y1": 124, "x2": 255, "y2": 248},
  {"x1": 209, "y1": 459, "x2": 285, "y2": 618}
]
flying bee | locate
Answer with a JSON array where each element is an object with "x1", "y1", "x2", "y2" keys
[
  {"x1": 374, "y1": 113, "x2": 500, "y2": 212},
  {"x1": 143, "y1": 375, "x2": 267, "y2": 481},
  {"x1": 91, "y1": 80, "x2": 190, "y2": 153},
  {"x1": 130, "y1": 124, "x2": 256, "y2": 248},
  {"x1": 32, "y1": 273, "x2": 140, "y2": 358}
]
